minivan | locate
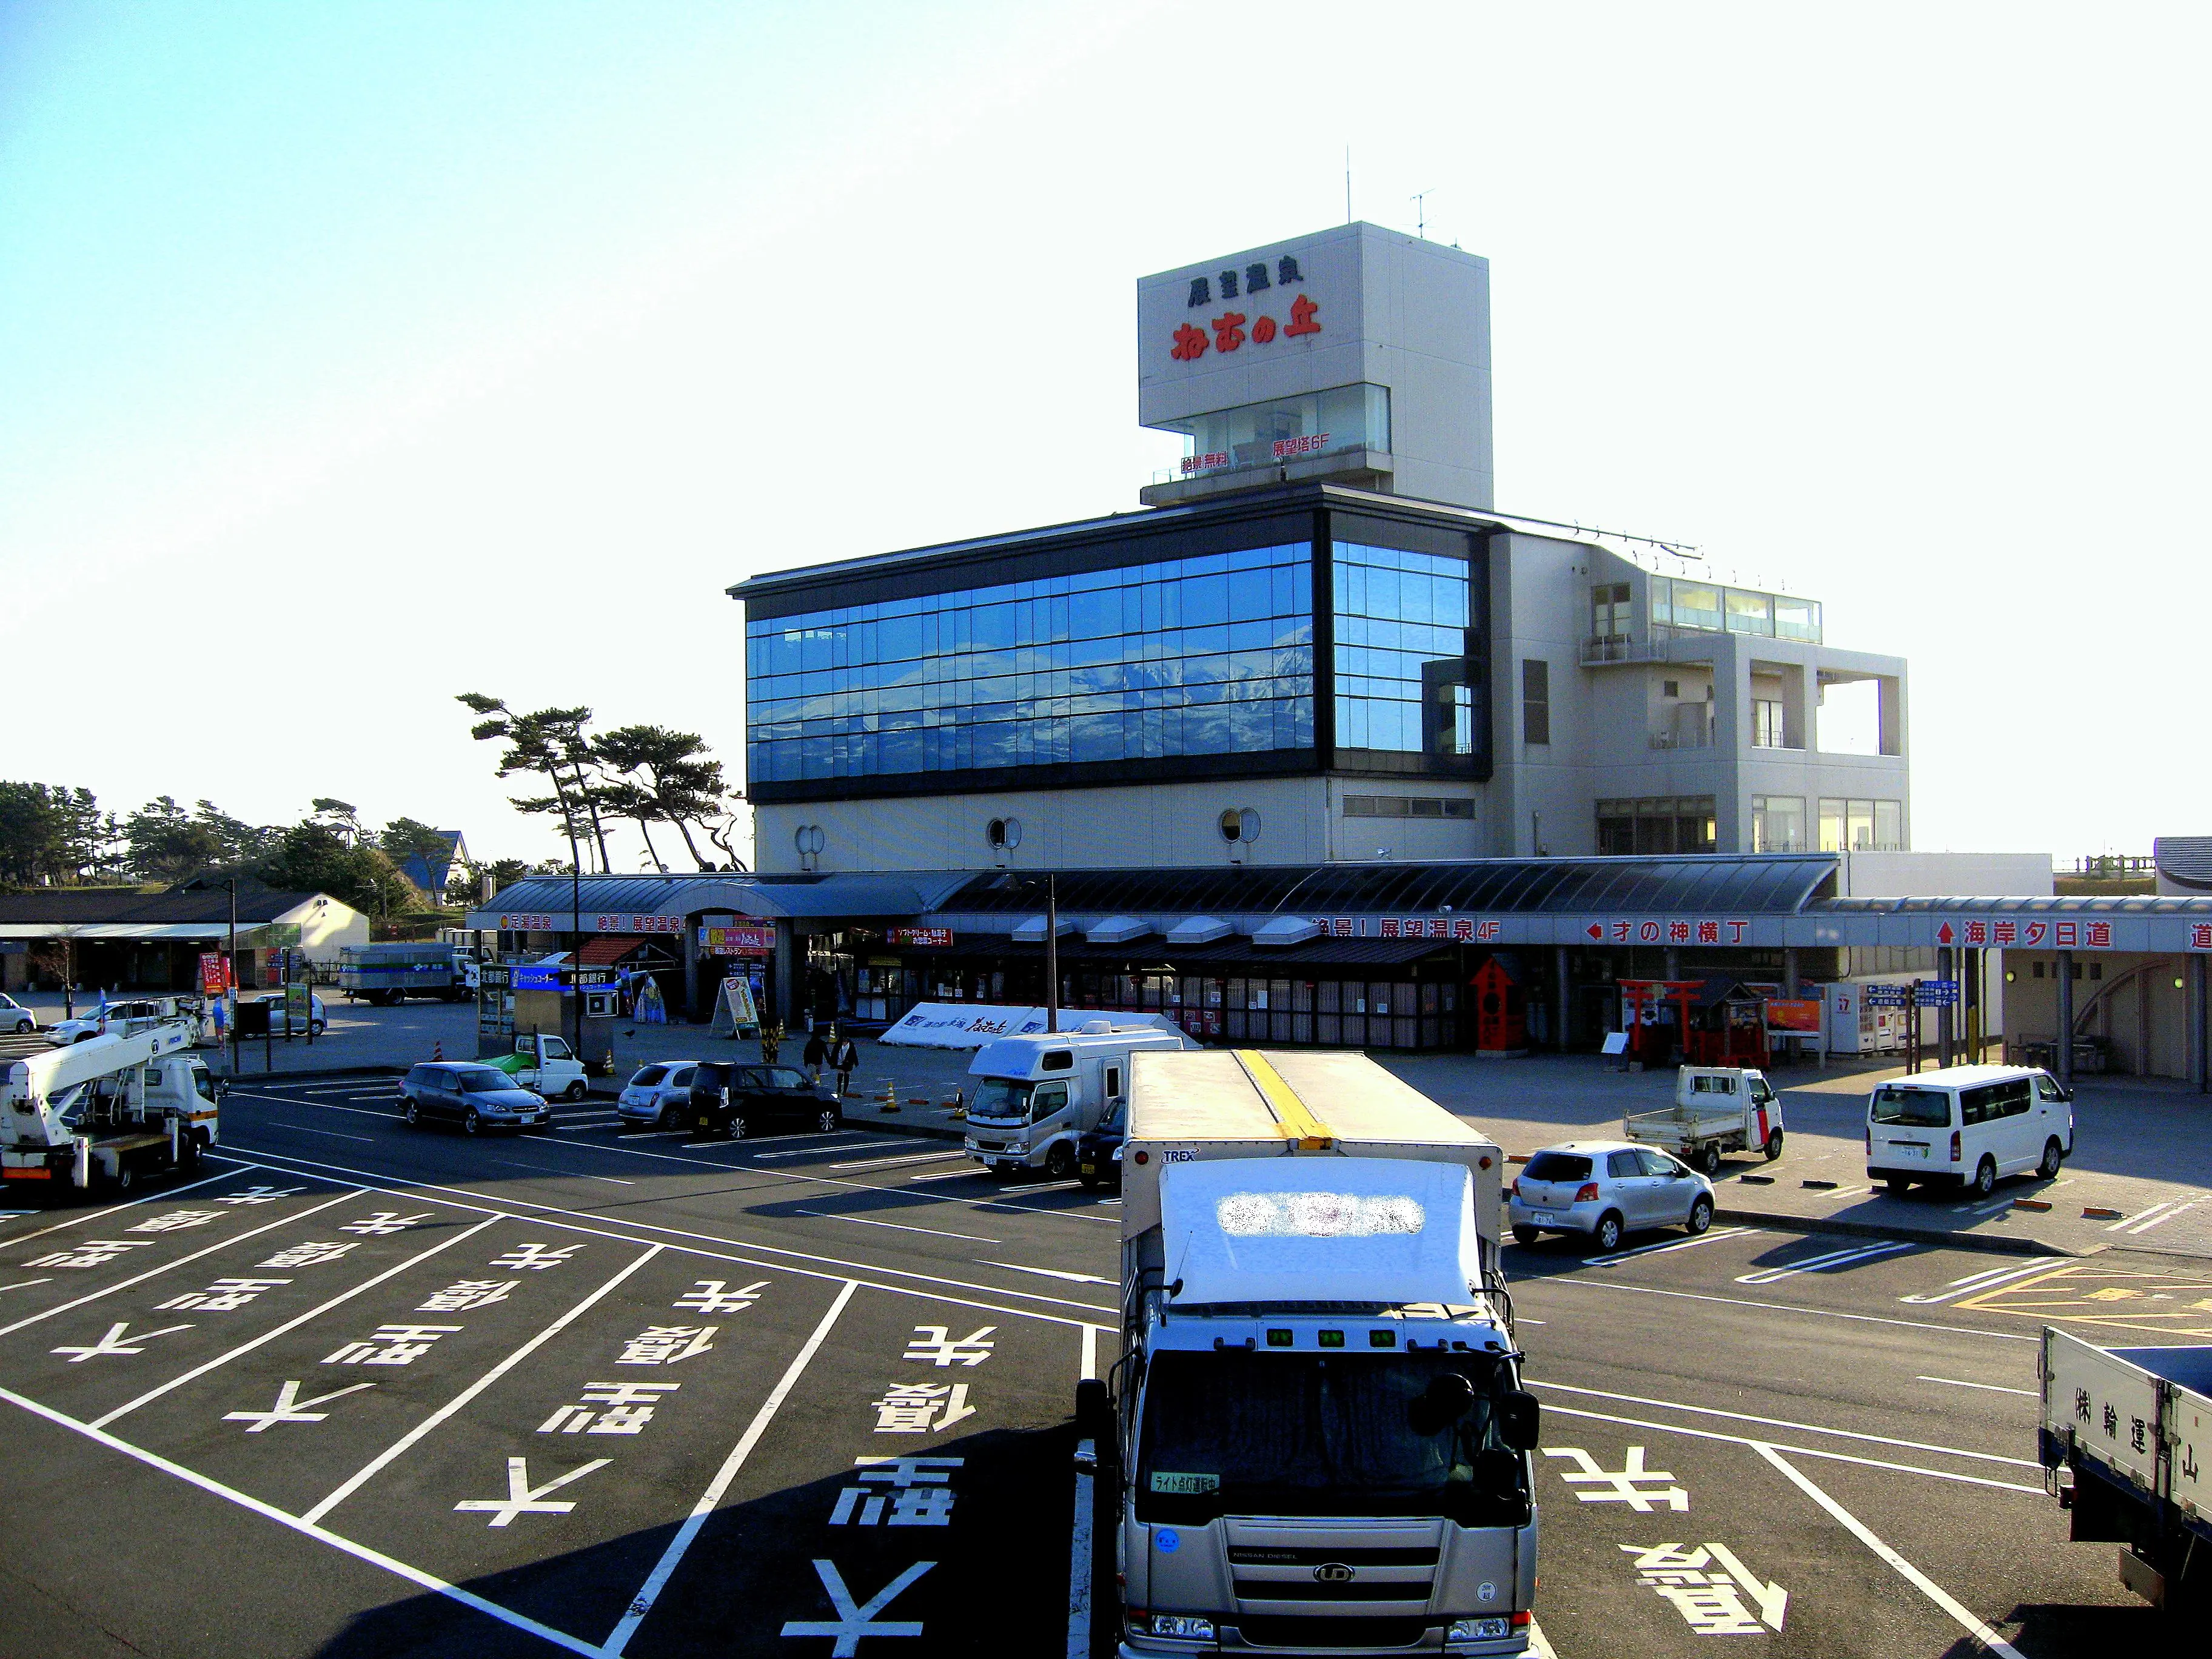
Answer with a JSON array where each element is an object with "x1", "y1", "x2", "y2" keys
[{"x1": 1866, "y1": 1064, "x2": 2073, "y2": 1197}]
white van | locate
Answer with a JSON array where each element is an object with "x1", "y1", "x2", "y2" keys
[
  {"x1": 962, "y1": 1020, "x2": 1195, "y2": 1178},
  {"x1": 1866, "y1": 1064, "x2": 2074, "y2": 1198}
]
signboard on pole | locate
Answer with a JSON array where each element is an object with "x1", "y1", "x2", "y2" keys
[
  {"x1": 1914, "y1": 979, "x2": 1961, "y2": 1007},
  {"x1": 199, "y1": 952, "x2": 230, "y2": 997}
]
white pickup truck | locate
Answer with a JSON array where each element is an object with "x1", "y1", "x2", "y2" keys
[
  {"x1": 1623, "y1": 1067, "x2": 1784, "y2": 1175},
  {"x1": 2040, "y1": 1326, "x2": 2211, "y2": 1612},
  {"x1": 491, "y1": 1031, "x2": 590, "y2": 1101}
]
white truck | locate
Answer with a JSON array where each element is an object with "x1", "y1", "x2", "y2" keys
[
  {"x1": 962, "y1": 1019, "x2": 1195, "y2": 1179},
  {"x1": 1, "y1": 1021, "x2": 218, "y2": 1191},
  {"x1": 489, "y1": 1031, "x2": 591, "y2": 1101},
  {"x1": 1623, "y1": 1066, "x2": 1785, "y2": 1175},
  {"x1": 1099, "y1": 1048, "x2": 1539, "y2": 1656},
  {"x1": 2040, "y1": 1326, "x2": 2212, "y2": 1613}
]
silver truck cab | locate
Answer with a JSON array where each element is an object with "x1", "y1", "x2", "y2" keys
[{"x1": 963, "y1": 1021, "x2": 1195, "y2": 1179}]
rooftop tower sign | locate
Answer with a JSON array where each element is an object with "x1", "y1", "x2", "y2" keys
[{"x1": 1137, "y1": 223, "x2": 1493, "y2": 511}]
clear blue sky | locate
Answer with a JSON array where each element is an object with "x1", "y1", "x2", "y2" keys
[{"x1": 3, "y1": 2, "x2": 2205, "y2": 867}]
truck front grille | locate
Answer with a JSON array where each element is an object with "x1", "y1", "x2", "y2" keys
[{"x1": 1232, "y1": 1615, "x2": 1429, "y2": 1649}]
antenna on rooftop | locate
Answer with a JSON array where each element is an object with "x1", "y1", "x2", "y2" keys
[
  {"x1": 1346, "y1": 147, "x2": 1353, "y2": 224},
  {"x1": 1410, "y1": 189, "x2": 1433, "y2": 240}
]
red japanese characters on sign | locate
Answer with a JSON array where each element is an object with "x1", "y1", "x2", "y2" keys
[
  {"x1": 2194, "y1": 923, "x2": 2212, "y2": 951},
  {"x1": 1940, "y1": 919, "x2": 2114, "y2": 950},
  {"x1": 1582, "y1": 919, "x2": 1750, "y2": 945},
  {"x1": 497, "y1": 913, "x2": 555, "y2": 931},
  {"x1": 595, "y1": 913, "x2": 683, "y2": 934},
  {"x1": 1179, "y1": 451, "x2": 1231, "y2": 475},
  {"x1": 1318, "y1": 916, "x2": 1498, "y2": 943},
  {"x1": 699, "y1": 924, "x2": 774, "y2": 956},
  {"x1": 1272, "y1": 432, "x2": 1332, "y2": 460},
  {"x1": 1167, "y1": 295, "x2": 1321, "y2": 362}
]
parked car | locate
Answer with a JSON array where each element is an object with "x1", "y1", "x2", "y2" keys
[
  {"x1": 688, "y1": 1062, "x2": 839, "y2": 1139},
  {"x1": 46, "y1": 999, "x2": 169, "y2": 1044},
  {"x1": 0, "y1": 993, "x2": 35, "y2": 1035},
  {"x1": 1076, "y1": 1099, "x2": 1127, "y2": 1190},
  {"x1": 1866, "y1": 1064, "x2": 2072, "y2": 1197},
  {"x1": 617, "y1": 1061, "x2": 702, "y2": 1128},
  {"x1": 399, "y1": 1061, "x2": 549, "y2": 1135},
  {"x1": 1509, "y1": 1139, "x2": 1715, "y2": 1252},
  {"x1": 243, "y1": 993, "x2": 329, "y2": 1037}
]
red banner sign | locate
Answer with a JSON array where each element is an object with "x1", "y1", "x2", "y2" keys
[{"x1": 888, "y1": 928, "x2": 956, "y2": 949}]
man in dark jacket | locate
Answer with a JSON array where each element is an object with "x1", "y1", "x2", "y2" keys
[{"x1": 802, "y1": 1029, "x2": 828, "y2": 1084}]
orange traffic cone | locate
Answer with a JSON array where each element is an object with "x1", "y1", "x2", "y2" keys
[{"x1": 432, "y1": 1039, "x2": 444, "y2": 1062}]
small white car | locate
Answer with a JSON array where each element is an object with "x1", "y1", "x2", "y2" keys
[
  {"x1": 47, "y1": 999, "x2": 168, "y2": 1043},
  {"x1": 1509, "y1": 1139, "x2": 1716, "y2": 1253},
  {"x1": 0, "y1": 993, "x2": 35, "y2": 1035},
  {"x1": 617, "y1": 1062, "x2": 702, "y2": 1128}
]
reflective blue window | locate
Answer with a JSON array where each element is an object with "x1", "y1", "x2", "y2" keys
[
  {"x1": 746, "y1": 545, "x2": 1314, "y2": 782},
  {"x1": 1332, "y1": 542, "x2": 1477, "y2": 761}
]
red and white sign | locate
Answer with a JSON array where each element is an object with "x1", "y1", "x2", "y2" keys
[
  {"x1": 1937, "y1": 919, "x2": 2113, "y2": 950},
  {"x1": 198, "y1": 952, "x2": 232, "y2": 997},
  {"x1": 497, "y1": 913, "x2": 556, "y2": 932},
  {"x1": 594, "y1": 913, "x2": 684, "y2": 934},
  {"x1": 1272, "y1": 432, "x2": 1332, "y2": 460},
  {"x1": 1168, "y1": 292, "x2": 1322, "y2": 363},
  {"x1": 700, "y1": 924, "x2": 774, "y2": 956},
  {"x1": 1179, "y1": 451, "x2": 1231, "y2": 475},
  {"x1": 1583, "y1": 918, "x2": 1751, "y2": 945},
  {"x1": 1314, "y1": 916, "x2": 1499, "y2": 943},
  {"x1": 888, "y1": 927, "x2": 956, "y2": 949},
  {"x1": 2194, "y1": 923, "x2": 2212, "y2": 952}
]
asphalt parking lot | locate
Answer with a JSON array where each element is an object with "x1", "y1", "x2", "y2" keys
[{"x1": 1, "y1": 1076, "x2": 2202, "y2": 1658}]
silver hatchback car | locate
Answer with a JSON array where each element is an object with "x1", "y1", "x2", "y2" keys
[{"x1": 1509, "y1": 1139, "x2": 1715, "y2": 1253}]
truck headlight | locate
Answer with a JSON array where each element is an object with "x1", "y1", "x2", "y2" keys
[
  {"x1": 1150, "y1": 1614, "x2": 1216, "y2": 1640},
  {"x1": 1449, "y1": 1617, "x2": 1512, "y2": 1641}
]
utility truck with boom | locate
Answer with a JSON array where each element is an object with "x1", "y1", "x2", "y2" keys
[
  {"x1": 1101, "y1": 1048, "x2": 1538, "y2": 1656},
  {"x1": 1, "y1": 1019, "x2": 216, "y2": 1190}
]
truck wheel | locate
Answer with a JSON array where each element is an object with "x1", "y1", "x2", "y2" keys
[
  {"x1": 113, "y1": 1161, "x2": 135, "y2": 1191},
  {"x1": 177, "y1": 1133, "x2": 201, "y2": 1170},
  {"x1": 1764, "y1": 1130, "x2": 1785, "y2": 1161},
  {"x1": 564, "y1": 1081, "x2": 588, "y2": 1102},
  {"x1": 1698, "y1": 1144, "x2": 1722, "y2": 1176},
  {"x1": 1684, "y1": 1196, "x2": 1713, "y2": 1235},
  {"x1": 1972, "y1": 1156, "x2": 1997, "y2": 1198},
  {"x1": 1512, "y1": 1224, "x2": 1541, "y2": 1246},
  {"x1": 1594, "y1": 1211, "x2": 1624, "y2": 1252},
  {"x1": 1045, "y1": 1142, "x2": 1077, "y2": 1181},
  {"x1": 2039, "y1": 1138, "x2": 2063, "y2": 1179}
]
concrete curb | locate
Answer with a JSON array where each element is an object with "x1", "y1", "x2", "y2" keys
[{"x1": 1714, "y1": 1204, "x2": 2083, "y2": 1258}]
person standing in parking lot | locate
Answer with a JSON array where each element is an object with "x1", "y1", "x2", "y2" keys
[
  {"x1": 802, "y1": 1028, "x2": 827, "y2": 1083},
  {"x1": 833, "y1": 1033, "x2": 859, "y2": 1097}
]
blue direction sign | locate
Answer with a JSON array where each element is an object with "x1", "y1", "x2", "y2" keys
[
  {"x1": 1915, "y1": 979, "x2": 1961, "y2": 1007},
  {"x1": 1861, "y1": 985, "x2": 1908, "y2": 1008}
]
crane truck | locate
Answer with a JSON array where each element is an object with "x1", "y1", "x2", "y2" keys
[
  {"x1": 1, "y1": 1020, "x2": 217, "y2": 1191},
  {"x1": 1096, "y1": 1048, "x2": 1538, "y2": 1657}
]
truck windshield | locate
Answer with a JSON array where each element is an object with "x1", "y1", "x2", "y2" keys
[
  {"x1": 189, "y1": 1065, "x2": 216, "y2": 1104},
  {"x1": 968, "y1": 1079, "x2": 1033, "y2": 1121},
  {"x1": 1135, "y1": 1351, "x2": 1529, "y2": 1527},
  {"x1": 1871, "y1": 1087, "x2": 1951, "y2": 1127}
]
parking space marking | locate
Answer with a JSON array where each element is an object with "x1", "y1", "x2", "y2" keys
[
  {"x1": 1953, "y1": 1259, "x2": 2212, "y2": 1338},
  {"x1": 491, "y1": 1159, "x2": 636, "y2": 1186},
  {"x1": 1538, "y1": 1275, "x2": 2039, "y2": 1344},
  {"x1": 0, "y1": 1379, "x2": 609, "y2": 1659},
  {"x1": 0, "y1": 1166, "x2": 253, "y2": 1249},
  {"x1": 1580, "y1": 1226, "x2": 1760, "y2": 1267},
  {"x1": 602, "y1": 1278, "x2": 860, "y2": 1654},
  {"x1": 0, "y1": 1187, "x2": 363, "y2": 1339},
  {"x1": 262, "y1": 1121, "x2": 377, "y2": 1143},
  {"x1": 1531, "y1": 1378, "x2": 2039, "y2": 1469},
  {"x1": 218, "y1": 1150, "x2": 1121, "y2": 1322},
  {"x1": 1753, "y1": 1443, "x2": 2029, "y2": 1658},
  {"x1": 793, "y1": 1209, "x2": 1000, "y2": 1244},
  {"x1": 88, "y1": 1214, "x2": 506, "y2": 1430},
  {"x1": 828, "y1": 1151, "x2": 968, "y2": 1171},
  {"x1": 1899, "y1": 1256, "x2": 2062, "y2": 1305},
  {"x1": 1734, "y1": 1240, "x2": 1915, "y2": 1284},
  {"x1": 224, "y1": 1378, "x2": 378, "y2": 1432},
  {"x1": 905, "y1": 1168, "x2": 985, "y2": 1184},
  {"x1": 981, "y1": 1262, "x2": 1116, "y2": 1287},
  {"x1": 1918, "y1": 1375, "x2": 2037, "y2": 1398},
  {"x1": 300, "y1": 1239, "x2": 665, "y2": 1524}
]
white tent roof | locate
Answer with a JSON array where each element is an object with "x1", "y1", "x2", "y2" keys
[{"x1": 1159, "y1": 1156, "x2": 1481, "y2": 1308}]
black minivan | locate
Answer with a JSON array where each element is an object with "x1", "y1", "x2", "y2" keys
[{"x1": 688, "y1": 1063, "x2": 840, "y2": 1139}]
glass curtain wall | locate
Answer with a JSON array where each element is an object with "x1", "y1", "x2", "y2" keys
[
  {"x1": 1332, "y1": 542, "x2": 1478, "y2": 763},
  {"x1": 747, "y1": 544, "x2": 1314, "y2": 783}
]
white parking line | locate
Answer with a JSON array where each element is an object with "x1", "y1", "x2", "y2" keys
[
  {"x1": 217, "y1": 1149, "x2": 1116, "y2": 1323},
  {"x1": 0, "y1": 1382, "x2": 606, "y2": 1659},
  {"x1": 0, "y1": 1166, "x2": 254, "y2": 1248},
  {"x1": 1899, "y1": 1257, "x2": 2062, "y2": 1305},
  {"x1": 264, "y1": 1121, "x2": 377, "y2": 1143},
  {"x1": 1919, "y1": 1375, "x2": 2038, "y2": 1398},
  {"x1": 792, "y1": 1208, "x2": 999, "y2": 1244},
  {"x1": 1530, "y1": 1378, "x2": 2039, "y2": 1468},
  {"x1": 1581, "y1": 1226, "x2": 1759, "y2": 1267},
  {"x1": 89, "y1": 1214, "x2": 506, "y2": 1430},
  {"x1": 829, "y1": 1150, "x2": 969, "y2": 1171},
  {"x1": 0, "y1": 1187, "x2": 363, "y2": 1340},
  {"x1": 981, "y1": 1261, "x2": 1116, "y2": 1286},
  {"x1": 301, "y1": 1241, "x2": 665, "y2": 1526},
  {"x1": 602, "y1": 1280, "x2": 860, "y2": 1655},
  {"x1": 2123, "y1": 1196, "x2": 2206, "y2": 1235},
  {"x1": 1734, "y1": 1241, "x2": 1914, "y2": 1284},
  {"x1": 490, "y1": 1159, "x2": 635, "y2": 1187},
  {"x1": 907, "y1": 1168, "x2": 984, "y2": 1184},
  {"x1": 1538, "y1": 1275, "x2": 2039, "y2": 1344},
  {"x1": 748, "y1": 1136, "x2": 890, "y2": 1158},
  {"x1": 1755, "y1": 1444, "x2": 2029, "y2": 1656}
]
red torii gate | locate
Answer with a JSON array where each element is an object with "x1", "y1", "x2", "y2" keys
[{"x1": 1618, "y1": 979, "x2": 1703, "y2": 1064}]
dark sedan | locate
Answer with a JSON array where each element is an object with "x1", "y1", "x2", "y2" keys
[
  {"x1": 400, "y1": 1061, "x2": 549, "y2": 1135},
  {"x1": 688, "y1": 1063, "x2": 840, "y2": 1139},
  {"x1": 1077, "y1": 1101, "x2": 1126, "y2": 1190}
]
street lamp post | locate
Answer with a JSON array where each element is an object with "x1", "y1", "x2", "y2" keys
[
  {"x1": 1045, "y1": 873, "x2": 1059, "y2": 1034},
  {"x1": 569, "y1": 826, "x2": 584, "y2": 1060},
  {"x1": 225, "y1": 877, "x2": 238, "y2": 1076}
]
